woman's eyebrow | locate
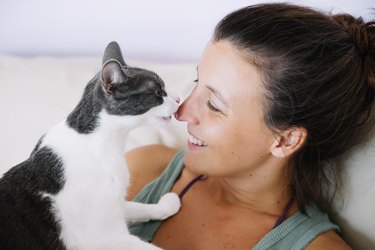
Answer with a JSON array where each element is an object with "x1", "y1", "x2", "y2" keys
[
  {"x1": 206, "y1": 85, "x2": 229, "y2": 107},
  {"x1": 197, "y1": 66, "x2": 229, "y2": 107}
]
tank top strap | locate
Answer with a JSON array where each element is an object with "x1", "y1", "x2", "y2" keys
[
  {"x1": 252, "y1": 205, "x2": 340, "y2": 250},
  {"x1": 178, "y1": 174, "x2": 205, "y2": 200},
  {"x1": 129, "y1": 150, "x2": 186, "y2": 242}
]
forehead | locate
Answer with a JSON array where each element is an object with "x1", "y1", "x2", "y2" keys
[{"x1": 198, "y1": 40, "x2": 265, "y2": 111}]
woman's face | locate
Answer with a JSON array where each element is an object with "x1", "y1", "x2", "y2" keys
[{"x1": 176, "y1": 40, "x2": 277, "y2": 178}]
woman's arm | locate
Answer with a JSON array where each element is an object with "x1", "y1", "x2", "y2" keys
[
  {"x1": 125, "y1": 144, "x2": 178, "y2": 200},
  {"x1": 306, "y1": 230, "x2": 352, "y2": 250}
]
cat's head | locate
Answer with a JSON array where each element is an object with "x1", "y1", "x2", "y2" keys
[{"x1": 97, "y1": 41, "x2": 179, "y2": 126}]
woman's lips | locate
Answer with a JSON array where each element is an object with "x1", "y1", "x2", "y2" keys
[{"x1": 188, "y1": 132, "x2": 208, "y2": 147}]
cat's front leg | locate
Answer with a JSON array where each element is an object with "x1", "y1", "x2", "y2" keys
[{"x1": 125, "y1": 192, "x2": 181, "y2": 224}]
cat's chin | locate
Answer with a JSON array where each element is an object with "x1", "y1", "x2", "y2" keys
[
  {"x1": 152, "y1": 115, "x2": 173, "y2": 127},
  {"x1": 161, "y1": 116, "x2": 172, "y2": 122}
]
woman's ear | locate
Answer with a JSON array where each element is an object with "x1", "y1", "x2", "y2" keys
[{"x1": 271, "y1": 127, "x2": 307, "y2": 158}]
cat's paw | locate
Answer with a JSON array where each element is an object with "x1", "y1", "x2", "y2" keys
[{"x1": 157, "y1": 192, "x2": 181, "y2": 220}]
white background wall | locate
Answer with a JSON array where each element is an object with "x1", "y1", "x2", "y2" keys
[{"x1": 0, "y1": 0, "x2": 374, "y2": 63}]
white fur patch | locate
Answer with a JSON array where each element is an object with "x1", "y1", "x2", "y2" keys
[{"x1": 39, "y1": 95, "x2": 179, "y2": 249}]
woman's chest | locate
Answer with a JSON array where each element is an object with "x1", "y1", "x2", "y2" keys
[{"x1": 151, "y1": 187, "x2": 274, "y2": 249}]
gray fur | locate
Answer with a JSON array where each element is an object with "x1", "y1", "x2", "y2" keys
[
  {"x1": 67, "y1": 41, "x2": 167, "y2": 134},
  {"x1": 0, "y1": 146, "x2": 65, "y2": 249},
  {"x1": 102, "y1": 41, "x2": 126, "y2": 65}
]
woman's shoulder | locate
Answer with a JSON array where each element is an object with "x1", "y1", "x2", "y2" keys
[
  {"x1": 126, "y1": 144, "x2": 178, "y2": 200},
  {"x1": 305, "y1": 230, "x2": 352, "y2": 250}
]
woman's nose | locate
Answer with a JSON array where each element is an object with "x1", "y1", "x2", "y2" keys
[{"x1": 174, "y1": 95, "x2": 198, "y2": 124}]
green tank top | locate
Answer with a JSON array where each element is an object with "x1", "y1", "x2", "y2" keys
[{"x1": 129, "y1": 151, "x2": 340, "y2": 249}]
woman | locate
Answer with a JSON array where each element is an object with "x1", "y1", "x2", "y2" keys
[{"x1": 126, "y1": 3, "x2": 374, "y2": 249}]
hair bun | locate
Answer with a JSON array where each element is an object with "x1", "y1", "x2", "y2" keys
[
  {"x1": 333, "y1": 14, "x2": 375, "y2": 90},
  {"x1": 333, "y1": 14, "x2": 369, "y2": 55}
]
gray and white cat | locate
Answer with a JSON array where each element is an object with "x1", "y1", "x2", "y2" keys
[{"x1": 0, "y1": 41, "x2": 180, "y2": 250}]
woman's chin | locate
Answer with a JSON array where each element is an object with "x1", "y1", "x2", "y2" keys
[{"x1": 183, "y1": 153, "x2": 207, "y2": 175}]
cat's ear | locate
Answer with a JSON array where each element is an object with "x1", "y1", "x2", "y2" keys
[
  {"x1": 101, "y1": 59, "x2": 127, "y2": 94},
  {"x1": 102, "y1": 41, "x2": 126, "y2": 66}
]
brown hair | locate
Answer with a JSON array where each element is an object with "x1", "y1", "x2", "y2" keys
[{"x1": 213, "y1": 3, "x2": 375, "y2": 211}]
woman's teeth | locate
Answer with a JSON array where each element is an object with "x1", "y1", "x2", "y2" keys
[{"x1": 188, "y1": 134, "x2": 207, "y2": 146}]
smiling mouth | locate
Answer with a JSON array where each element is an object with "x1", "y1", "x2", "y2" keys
[{"x1": 188, "y1": 133, "x2": 208, "y2": 147}]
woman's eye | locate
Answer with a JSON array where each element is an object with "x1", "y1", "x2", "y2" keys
[
  {"x1": 190, "y1": 79, "x2": 198, "y2": 93},
  {"x1": 206, "y1": 100, "x2": 221, "y2": 112},
  {"x1": 193, "y1": 79, "x2": 198, "y2": 87}
]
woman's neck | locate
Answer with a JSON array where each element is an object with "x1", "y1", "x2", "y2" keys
[{"x1": 205, "y1": 161, "x2": 296, "y2": 217}]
